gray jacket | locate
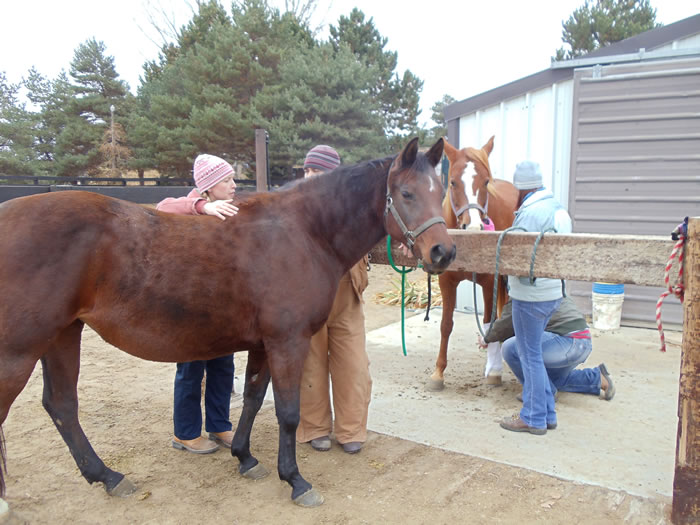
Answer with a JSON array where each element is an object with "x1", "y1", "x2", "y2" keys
[{"x1": 507, "y1": 189, "x2": 572, "y2": 302}]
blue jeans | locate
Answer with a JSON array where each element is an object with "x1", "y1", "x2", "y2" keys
[
  {"x1": 173, "y1": 355, "x2": 234, "y2": 440},
  {"x1": 503, "y1": 333, "x2": 599, "y2": 395},
  {"x1": 511, "y1": 298, "x2": 562, "y2": 429}
]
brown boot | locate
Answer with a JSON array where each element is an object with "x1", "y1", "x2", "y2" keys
[
  {"x1": 208, "y1": 431, "x2": 234, "y2": 448},
  {"x1": 172, "y1": 435, "x2": 219, "y2": 454}
]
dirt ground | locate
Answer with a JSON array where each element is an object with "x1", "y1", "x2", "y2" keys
[{"x1": 1, "y1": 265, "x2": 675, "y2": 524}]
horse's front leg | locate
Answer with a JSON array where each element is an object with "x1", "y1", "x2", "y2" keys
[
  {"x1": 230, "y1": 350, "x2": 271, "y2": 480},
  {"x1": 428, "y1": 271, "x2": 463, "y2": 391},
  {"x1": 266, "y1": 338, "x2": 323, "y2": 507}
]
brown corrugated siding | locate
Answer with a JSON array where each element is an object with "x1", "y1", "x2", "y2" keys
[{"x1": 568, "y1": 58, "x2": 700, "y2": 324}]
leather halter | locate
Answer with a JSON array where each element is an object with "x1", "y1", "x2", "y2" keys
[
  {"x1": 450, "y1": 185, "x2": 489, "y2": 223},
  {"x1": 384, "y1": 193, "x2": 446, "y2": 252}
]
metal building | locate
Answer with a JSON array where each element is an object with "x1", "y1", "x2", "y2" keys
[{"x1": 445, "y1": 14, "x2": 700, "y2": 325}]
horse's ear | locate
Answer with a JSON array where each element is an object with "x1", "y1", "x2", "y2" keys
[
  {"x1": 396, "y1": 137, "x2": 419, "y2": 168},
  {"x1": 483, "y1": 135, "x2": 495, "y2": 156},
  {"x1": 443, "y1": 138, "x2": 457, "y2": 163},
  {"x1": 425, "y1": 137, "x2": 444, "y2": 167}
]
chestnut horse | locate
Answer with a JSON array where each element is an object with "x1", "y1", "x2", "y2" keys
[
  {"x1": 427, "y1": 137, "x2": 519, "y2": 391},
  {"x1": 0, "y1": 138, "x2": 455, "y2": 507}
]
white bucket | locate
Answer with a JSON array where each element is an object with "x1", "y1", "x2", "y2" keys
[{"x1": 592, "y1": 291, "x2": 624, "y2": 330}]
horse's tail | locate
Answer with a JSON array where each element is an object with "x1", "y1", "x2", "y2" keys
[{"x1": 0, "y1": 425, "x2": 6, "y2": 497}]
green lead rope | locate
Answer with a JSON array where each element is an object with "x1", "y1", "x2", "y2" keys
[{"x1": 386, "y1": 235, "x2": 419, "y2": 356}]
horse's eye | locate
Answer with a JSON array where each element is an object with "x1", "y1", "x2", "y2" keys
[
  {"x1": 401, "y1": 190, "x2": 414, "y2": 200},
  {"x1": 450, "y1": 181, "x2": 456, "y2": 187}
]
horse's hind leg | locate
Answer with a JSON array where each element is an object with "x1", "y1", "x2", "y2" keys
[
  {"x1": 478, "y1": 273, "x2": 503, "y2": 385},
  {"x1": 0, "y1": 340, "x2": 45, "y2": 497},
  {"x1": 41, "y1": 320, "x2": 135, "y2": 497},
  {"x1": 230, "y1": 350, "x2": 271, "y2": 481}
]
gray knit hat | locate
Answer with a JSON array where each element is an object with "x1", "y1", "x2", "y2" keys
[{"x1": 512, "y1": 161, "x2": 543, "y2": 190}]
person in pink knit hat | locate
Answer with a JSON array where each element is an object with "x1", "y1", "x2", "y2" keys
[{"x1": 156, "y1": 154, "x2": 239, "y2": 454}]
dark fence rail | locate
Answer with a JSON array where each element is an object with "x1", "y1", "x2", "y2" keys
[{"x1": 0, "y1": 173, "x2": 301, "y2": 204}]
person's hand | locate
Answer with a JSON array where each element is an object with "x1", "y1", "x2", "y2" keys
[
  {"x1": 203, "y1": 199, "x2": 239, "y2": 220},
  {"x1": 476, "y1": 334, "x2": 488, "y2": 349},
  {"x1": 398, "y1": 242, "x2": 414, "y2": 258}
]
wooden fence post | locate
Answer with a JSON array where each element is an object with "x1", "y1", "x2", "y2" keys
[
  {"x1": 255, "y1": 129, "x2": 269, "y2": 192},
  {"x1": 673, "y1": 216, "x2": 700, "y2": 524}
]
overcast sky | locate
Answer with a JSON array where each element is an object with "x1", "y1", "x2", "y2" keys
[{"x1": 2, "y1": 1, "x2": 697, "y2": 125}]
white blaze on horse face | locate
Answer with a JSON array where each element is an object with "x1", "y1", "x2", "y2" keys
[
  {"x1": 428, "y1": 173, "x2": 437, "y2": 193},
  {"x1": 461, "y1": 161, "x2": 482, "y2": 230}
]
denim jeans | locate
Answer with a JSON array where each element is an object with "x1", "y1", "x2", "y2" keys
[
  {"x1": 511, "y1": 298, "x2": 562, "y2": 429},
  {"x1": 173, "y1": 355, "x2": 234, "y2": 440},
  {"x1": 503, "y1": 333, "x2": 599, "y2": 395}
]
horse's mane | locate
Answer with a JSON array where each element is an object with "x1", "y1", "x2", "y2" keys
[{"x1": 235, "y1": 156, "x2": 394, "y2": 212}]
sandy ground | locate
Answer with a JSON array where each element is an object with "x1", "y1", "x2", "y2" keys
[{"x1": 1, "y1": 265, "x2": 680, "y2": 524}]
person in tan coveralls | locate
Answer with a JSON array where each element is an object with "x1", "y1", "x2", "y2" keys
[{"x1": 295, "y1": 145, "x2": 373, "y2": 455}]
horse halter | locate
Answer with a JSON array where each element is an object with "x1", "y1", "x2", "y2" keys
[
  {"x1": 384, "y1": 192, "x2": 446, "y2": 253},
  {"x1": 450, "y1": 185, "x2": 490, "y2": 227}
]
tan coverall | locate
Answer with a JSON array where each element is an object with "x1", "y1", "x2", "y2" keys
[{"x1": 296, "y1": 257, "x2": 372, "y2": 445}]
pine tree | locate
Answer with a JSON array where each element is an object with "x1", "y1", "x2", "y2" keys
[
  {"x1": 54, "y1": 38, "x2": 129, "y2": 177},
  {"x1": 328, "y1": 8, "x2": 423, "y2": 145},
  {"x1": 554, "y1": 0, "x2": 660, "y2": 60},
  {"x1": 0, "y1": 72, "x2": 36, "y2": 177}
]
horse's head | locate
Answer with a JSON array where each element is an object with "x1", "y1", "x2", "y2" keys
[
  {"x1": 385, "y1": 137, "x2": 456, "y2": 274},
  {"x1": 444, "y1": 136, "x2": 497, "y2": 230}
]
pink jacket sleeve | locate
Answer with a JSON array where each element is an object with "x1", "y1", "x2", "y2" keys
[{"x1": 156, "y1": 189, "x2": 206, "y2": 216}]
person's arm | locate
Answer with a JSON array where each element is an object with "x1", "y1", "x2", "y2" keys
[
  {"x1": 483, "y1": 301, "x2": 514, "y2": 344},
  {"x1": 156, "y1": 196, "x2": 207, "y2": 215}
]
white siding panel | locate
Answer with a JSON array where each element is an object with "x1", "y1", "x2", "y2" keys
[{"x1": 456, "y1": 81, "x2": 574, "y2": 209}]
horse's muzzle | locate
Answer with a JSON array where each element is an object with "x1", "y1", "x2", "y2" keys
[{"x1": 425, "y1": 243, "x2": 456, "y2": 274}]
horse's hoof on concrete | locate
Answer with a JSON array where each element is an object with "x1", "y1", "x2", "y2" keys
[
  {"x1": 293, "y1": 488, "x2": 324, "y2": 507},
  {"x1": 241, "y1": 463, "x2": 270, "y2": 480},
  {"x1": 426, "y1": 377, "x2": 445, "y2": 391},
  {"x1": 107, "y1": 477, "x2": 138, "y2": 497}
]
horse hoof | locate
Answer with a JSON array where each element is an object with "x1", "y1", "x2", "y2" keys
[
  {"x1": 241, "y1": 463, "x2": 270, "y2": 480},
  {"x1": 293, "y1": 488, "x2": 324, "y2": 507},
  {"x1": 426, "y1": 377, "x2": 445, "y2": 391},
  {"x1": 107, "y1": 477, "x2": 137, "y2": 497}
]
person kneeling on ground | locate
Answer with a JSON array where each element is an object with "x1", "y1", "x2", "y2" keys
[{"x1": 480, "y1": 296, "x2": 615, "y2": 404}]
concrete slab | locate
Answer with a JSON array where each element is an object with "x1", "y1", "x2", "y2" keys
[{"x1": 365, "y1": 309, "x2": 682, "y2": 499}]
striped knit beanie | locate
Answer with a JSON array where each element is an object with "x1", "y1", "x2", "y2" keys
[
  {"x1": 304, "y1": 145, "x2": 341, "y2": 173},
  {"x1": 193, "y1": 154, "x2": 234, "y2": 193}
]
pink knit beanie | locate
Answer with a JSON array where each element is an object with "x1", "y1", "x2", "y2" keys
[
  {"x1": 193, "y1": 154, "x2": 234, "y2": 193},
  {"x1": 304, "y1": 145, "x2": 341, "y2": 173}
]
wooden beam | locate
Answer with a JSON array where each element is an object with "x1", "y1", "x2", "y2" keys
[
  {"x1": 254, "y1": 129, "x2": 268, "y2": 193},
  {"x1": 369, "y1": 230, "x2": 676, "y2": 287},
  {"x1": 672, "y1": 216, "x2": 700, "y2": 524}
]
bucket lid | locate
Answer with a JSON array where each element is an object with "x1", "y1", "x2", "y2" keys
[{"x1": 592, "y1": 282, "x2": 624, "y2": 295}]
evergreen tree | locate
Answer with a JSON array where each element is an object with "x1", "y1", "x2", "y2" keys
[
  {"x1": 554, "y1": 0, "x2": 660, "y2": 60},
  {"x1": 0, "y1": 72, "x2": 36, "y2": 176},
  {"x1": 23, "y1": 69, "x2": 73, "y2": 174},
  {"x1": 328, "y1": 9, "x2": 423, "y2": 145},
  {"x1": 423, "y1": 94, "x2": 456, "y2": 144},
  {"x1": 251, "y1": 41, "x2": 388, "y2": 174},
  {"x1": 54, "y1": 38, "x2": 129, "y2": 177}
]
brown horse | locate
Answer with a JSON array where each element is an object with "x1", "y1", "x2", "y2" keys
[
  {"x1": 427, "y1": 137, "x2": 519, "y2": 391},
  {"x1": 0, "y1": 138, "x2": 455, "y2": 507}
]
